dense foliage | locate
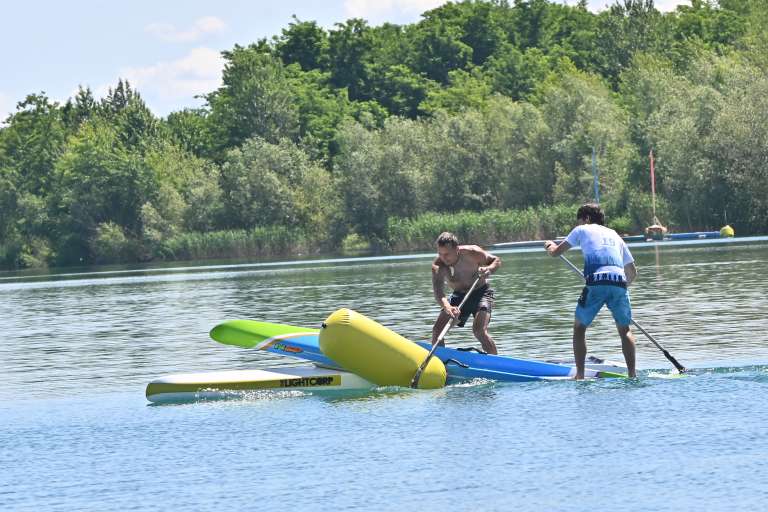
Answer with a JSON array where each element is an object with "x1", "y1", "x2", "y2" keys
[{"x1": 1, "y1": 0, "x2": 766, "y2": 268}]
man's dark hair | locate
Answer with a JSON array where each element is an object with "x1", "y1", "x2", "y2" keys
[
  {"x1": 436, "y1": 232, "x2": 459, "y2": 247},
  {"x1": 577, "y1": 203, "x2": 605, "y2": 225}
]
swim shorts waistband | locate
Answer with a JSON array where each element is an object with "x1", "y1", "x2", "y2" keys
[{"x1": 585, "y1": 274, "x2": 627, "y2": 288}]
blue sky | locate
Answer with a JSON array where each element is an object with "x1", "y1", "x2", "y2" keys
[{"x1": 0, "y1": 0, "x2": 690, "y2": 124}]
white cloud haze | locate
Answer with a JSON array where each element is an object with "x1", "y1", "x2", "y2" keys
[
  {"x1": 653, "y1": 0, "x2": 690, "y2": 11},
  {"x1": 346, "y1": 0, "x2": 690, "y2": 18},
  {"x1": 145, "y1": 16, "x2": 226, "y2": 43},
  {"x1": 121, "y1": 47, "x2": 223, "y2": 98},
  {"x1": 0, "y1": 1, "x2": 696, "y2": 122},
  {"x1": 91, "y1": 47, "x2": 224, "y2": 115},
  {"x1": 344, "y1": 0, "x2": 448, "y2": 21}
]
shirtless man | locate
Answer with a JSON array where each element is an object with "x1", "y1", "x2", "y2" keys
[{"x1": 431, "y1": 232, "x2": 501, "y2": 354}]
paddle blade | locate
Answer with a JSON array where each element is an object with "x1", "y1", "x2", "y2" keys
[
  {"x1": 663, "y1": 350, "x2": 687, "y2": 373},
  {"x1": 210, "y1": 320, "x2": 318, "y2": 348},
  {"x1": 596, "y1": 370, "x2": 629, "y2": 379},
  {"x1": 410, "y1": 367, "x2": 425, "y2": 388}
]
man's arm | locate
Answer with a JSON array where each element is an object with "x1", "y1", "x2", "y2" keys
[
  {"x1": 624, "y1": 262, "x2": 637, "y2": 285},
  {"x1": 469, "y1": 246, "x2": 501, "y2": 276},
  {"x1": 621, "y1": 243, "x2": 636, "y2": 285},
  {"x1": 432, "y1": 264, "x2": 452, "y2": 310},
  {"x1": 545, "y1": 240, "x2": 571, "y2": 256},
  {"x1": 431, "y1": 256, "x2": 441, "y2": 273}
]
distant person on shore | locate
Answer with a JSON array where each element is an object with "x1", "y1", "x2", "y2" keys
[
  {"x1": 431, "y1": 232, "x2": 501, "y2": 354},
  {"x1": 544, "y1": 203, "x2": 638, "y2": 379}
]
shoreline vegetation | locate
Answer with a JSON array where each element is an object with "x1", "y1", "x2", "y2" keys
[
  {"x1": 55, "y1": 205, "x2": 579, "y2": 264},
  {"x1": 2, "y1": 0, "x2": 767, "y2": 270},
  {"x1": 133, "y1": 204, "x2": 580, "y2": 263}
]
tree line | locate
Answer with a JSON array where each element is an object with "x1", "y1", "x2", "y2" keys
[{"x1": 1, "y1": 0, "x2": 766, "y2": 269}]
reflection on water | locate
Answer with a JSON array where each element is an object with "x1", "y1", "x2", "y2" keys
[{"x1": 1, "y1": 242, "x2": 767, "y2": 399}]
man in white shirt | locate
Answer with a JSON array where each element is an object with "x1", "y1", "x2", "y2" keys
[{"x1": 544, "y1": 204, "x2": 638, "y2": 379}]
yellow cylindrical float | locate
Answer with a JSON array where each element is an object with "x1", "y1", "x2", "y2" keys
[{"x1": 319, "y1": 308, "x2": 446, "y2": 389}]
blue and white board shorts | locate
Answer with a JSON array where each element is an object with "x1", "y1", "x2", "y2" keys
[{"x1": 575, "y1": 284, "x2": 632, "y2": 327}]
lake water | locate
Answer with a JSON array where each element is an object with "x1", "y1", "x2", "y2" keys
[{"x1": 2, "y1": 242, "x2": 767, "y2": 510}]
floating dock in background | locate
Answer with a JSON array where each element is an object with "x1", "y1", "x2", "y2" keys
[{"x1": 491, "y1": 234, "x2": 768, "y2": 251}]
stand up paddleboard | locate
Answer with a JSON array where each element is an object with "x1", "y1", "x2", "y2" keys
[
  {"x1": 146, "y1": 366, "x2": 375, "y2": 403},
  {"x1": 148, "y1": 312, "x2": 628, "y2": 403},
  {"x1": 210, "y1": 318, "x2": 627, "y2": 380}
]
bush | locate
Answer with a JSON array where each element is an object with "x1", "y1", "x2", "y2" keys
[
  {"x1": 386, "y1": 204, "x2": 578, "y2": 252},
  {"x1": 607, "y1": 215, "x2": 633, "y2": 235},
  {"x1": 90, "y1": 222, "x2": 137, "y2": 264},
  {"x1": 157, "y1": 226, "x2": 309, "y2": 261},
  {"x1": 0, "y1": 238, "x2": 23, "y2": 269}
]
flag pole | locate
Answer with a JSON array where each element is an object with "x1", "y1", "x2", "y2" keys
[
  {"x1": 592, "y1": 146, "x2": 599, "y2": 205},
  {"x1": 650, "y1": 149, "x2": 657, "y2": 224}
]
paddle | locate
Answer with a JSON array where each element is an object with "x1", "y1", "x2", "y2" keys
[
  {"x1": 411, "y1": 275, "x2": 482, "y2": 388},
  {"x1": 558, "y1": 254, "x2": 687, "y2": 373}
]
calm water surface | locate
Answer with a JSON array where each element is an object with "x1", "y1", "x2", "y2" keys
[{"x1": 2, "y1": 243, "x2": 767, "y2": 510}]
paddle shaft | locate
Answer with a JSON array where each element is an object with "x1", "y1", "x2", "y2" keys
[
  {"x1": 410, "y1": 276, "x2": 482, "y2": 388},
  {"x1": 558, "y1": 254, "x2": 686, "y2": 373}
]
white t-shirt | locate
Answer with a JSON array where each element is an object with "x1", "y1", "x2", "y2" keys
[{"x1": 565, "y1": 224, "x2": 634, "y2": 282}]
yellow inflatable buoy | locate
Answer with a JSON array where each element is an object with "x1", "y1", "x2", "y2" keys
[
  {"x1": 319, "y1": 309, "x2": 447, "y2": 389},
  {"x1": 720, "y1": 225, "x2": 735, "y2": 237}
]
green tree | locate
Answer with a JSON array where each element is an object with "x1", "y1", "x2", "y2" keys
[
  {"x1": 327, "y1": 19, "x2": 375, "y2": 100},
  {"x1": 206, "y1": 46, "x2": 300, "y2": 154},
  {"x1": 285, "y1": 68, "x2": 355, "y2": 161},
  {"x1": 97, "y1": 80, "x2": 162, "y2": 151},
  {"x1": 0, "y1": 93, "x2": 67, "y2": 196},
  {"x1": 708, "y1": 57, "x2": 768, "y2": 232},
  {"x1": 165, "y1": 108, "x2": 215, "y2": 158},
  {"x1": 672, "y1": 0, "x2": 747, "y2": 49},
  {"x1": 418, "y1": 0, "x2": 507, "y2": 65},
  {"x1": 52, "y1": 119, "x2": 156, "y2": 263},
  {"x1": 334, "y1": 118, "x2": 432, "y2": 244},
  {"x1": 275, "y1": 16, "x2": 329, "y2": 70},
  {"x1": 101, "y1": 79, "x2": 134, "y2": 113},
  {"x1": 545, "y1": 1, "x2": 600, "y2": 72},
  {"x1": 594, "y1": 0, "x2": 673, "y2": 88},
  {"x1": 61, "y1": 86, "x2": 97, "y2": 133},
  {"x1": 424, "y1": 97, "x2": 551, "y2": 212},
  {"x1": 368, "y1": 22, "x2": 412, "y2": 67},
  {"x1": 510, "y1": 0, "x2": 557, "y2": 50},
  {"x1": 368, "y1": 63, "x2": 436, "y2": 118},
  {"x1": 537, "y1": 69, "x2": 633, "y2": 208},
  {"x1": 4, "y1": 0, "x2": 768, "y2": 267},
  {"x1": 619, "y1": 53, "x2": 682, "y2": 190},
  {"x1": 90, "y1": 221, "x2": 134, "y2": 263},
  {"x1": 144, "y1": 141, "x2": 222, "y2": 233},
  {"x1": 408, "y1": 14, "x2": 474, "y2": 84},
  {"x1": 483, "y1": 45, "x2": 552, "y2": 100},
  {"x1": 0, "y1": 168, "x2": 18, "y2": 241},
  {"x1": 641, "y1": 52, "x2": 768, "y2": 232},
  {"x1": 0, "y1": 167, "x2": 23, "y2": 266},
  {"x1": 114, "y1": 93, "x2": 161, "y2": 151},
  {"x1": 419, "y1": 69, "x2": 493, "y2": 114},
  {"x1": 219, "y1": 137, "x2": 334, "y2": 233}
]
